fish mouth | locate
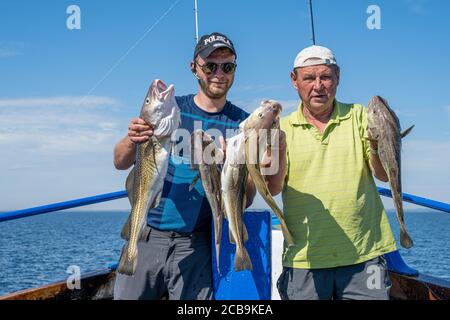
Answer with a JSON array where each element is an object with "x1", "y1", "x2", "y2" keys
[
  {"x1": 153, "y1": 79, "x2": 174, "y2": 101},
  {"x1": 271, "y1": 104, "x2": 282, "y2": 113},
  {"x1": 265, "y1": 101, "x2": 282, "y2": 115},
  {"x1": 370, "y1": 95, "x2": 386, "y2": 105}
]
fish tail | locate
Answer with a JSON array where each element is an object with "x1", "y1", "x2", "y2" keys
[
  {"x1": 117, "y1": 242, "x2": 138, "y2": 276},
  {"x1": 215, "y1": 243, "x2": 221, "y2": 275},
  {"x1": 392, "y1": 189, "x2": 413, "y2": 248},
  {"x1": 234, "y1": 246, "x2": 253, "y2": 272},
  {"x1": 120, "y1": 216, "x2": 131, "y2": 240},
  {"x1": 400, "y1": 228, "x2": 414, "y2": 249}
]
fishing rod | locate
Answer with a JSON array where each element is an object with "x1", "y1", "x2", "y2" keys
[
  {"x1": 194, "y1": 0, "x2": 199, "y2": 43},
  {"x1": 308, "y1": 0, "x2": 316, "y2": 45}
]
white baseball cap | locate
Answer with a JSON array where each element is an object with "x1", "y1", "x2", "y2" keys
[{"x1": 293, "y1": 45, "x2": 337, "y2": 68}]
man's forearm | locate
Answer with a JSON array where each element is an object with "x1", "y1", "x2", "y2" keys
[
  {"x1": 114, "y1": 136, "x2": 136, "y2": 170},
  {"x1": 369, "y1": 142, "x2": 388, "y2": 182}
]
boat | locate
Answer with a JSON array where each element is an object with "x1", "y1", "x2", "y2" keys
[
  {"x1": 1, "y1": 0, "x2": 449, "y2": 302},
  {"x1": 0, "y1": 189, "x2": 449, "y2": 300}
]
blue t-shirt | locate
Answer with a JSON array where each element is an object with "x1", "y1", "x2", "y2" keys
[{"x1": 147, "y1": 94, "x2": 249, "y2": 232}]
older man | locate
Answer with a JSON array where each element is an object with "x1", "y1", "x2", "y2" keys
[
  {"x1": 113, "y1": 32, "x2": 256, "y2": 300},
  {"x1": 265, "y1": 46, "x2": 397, "y2": 300}
]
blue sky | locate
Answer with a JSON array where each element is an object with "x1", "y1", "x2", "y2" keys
[{"x1": 1, "y1": 0, "x2": 449, "y2": 211}]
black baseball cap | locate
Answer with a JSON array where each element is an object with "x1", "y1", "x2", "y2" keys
[{"x1": 193, "y1": 32, "x2": 236, "y2": 60}]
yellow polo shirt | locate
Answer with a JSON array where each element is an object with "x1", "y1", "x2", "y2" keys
[{"x1": 280, "y1": 100, "x2": 397, "y2": 269}]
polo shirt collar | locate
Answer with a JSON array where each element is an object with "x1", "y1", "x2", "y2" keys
[{"x1": 289, "y1": 100, "x2": 350, "y2": 126}]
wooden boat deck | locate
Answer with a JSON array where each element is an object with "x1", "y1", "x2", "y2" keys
[{"x1": 1, "y1": 269, "x2": 449, "y2": 300}]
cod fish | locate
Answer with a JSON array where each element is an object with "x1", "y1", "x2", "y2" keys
[
  {"x1": 240, "y1": 100, "x2": 295, "y2": 247},
  {"x1": 118, "y1": 79, "x2": 181, "y2": 275},
  {"x1": 367, "y1": 95, "x2": 414, "y2": 249},
  {"x1": 221, "y1": 133, "x2": 252, "y2": 272},
  {"x1": 190, "y1": 130, "x2": 224, "y2": 274}
]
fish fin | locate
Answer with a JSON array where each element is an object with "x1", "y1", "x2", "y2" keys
[
  {"x1": 241, "y1": 193, "x2": 249, "y2": 242},
  {"x1": 221, "y1": 196, "x2": 228, "y2": 220},
  {"x1": 189, "y1": 174, "x2": 200, "y2": 192},
  {"x1": 401, "y1": 125, "x2": 414, "y2": 138},
  {"x1": 239, "y1": 118, "x2": 248, "y2": 131},
  {"x1": 246, "y1": 163, "x2": 296, "y2": 247},
  {"x1": 120, "y1": 215, "x2": 131, "y2": 240},
  {"x1": 139, "y1": 224, "x2": 151, "y2": 242},
  {"x1": 242, "y1": 222, "x2": 249, "y2": 242},
  {"x1": 234, "y1": 247, "x2": 253, "y2": 272},
  {"x1": 400, "y1": 229, "x2": 414, "y2": 249},
  {"x1": 367, "y1": 127, "x2": 379, "y2": 141},
  {"x1": 147, "y1": 137, "x2": 161, "y2": 175},
  {"x1": 125, "y1": 167, "x2": 135, "y2": 206},
  {"x1": 150, "y1": 190, "x2": 162, "y2": 209},
  {"x1": 215, "y1": 241, "x2": 221, "y2": 276},
  {"x1": 229, "y1": 228, "x2": 236, "y2": 244},
  {"x1": 117, "y1": 242, "x2": 138, "y2": 276}
]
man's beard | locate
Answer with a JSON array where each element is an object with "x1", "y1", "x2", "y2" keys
[{"x1": 198, "y1": 78, "x2": 233, "y2": 100}]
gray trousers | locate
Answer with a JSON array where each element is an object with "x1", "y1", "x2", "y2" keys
[
  {"x1": 114, "y1": 226, "x2": 213, "y2": 300},
  {"x1": 277, "y1": 256, "x2": 391, "y2": 300}
]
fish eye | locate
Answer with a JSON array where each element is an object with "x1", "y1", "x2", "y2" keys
[
  {"x1": 145, "y1": 98, "x2": 150, "y2": 104},
  {"x1": 258, "y1": 113, "x2": 263, "y2": 118}
]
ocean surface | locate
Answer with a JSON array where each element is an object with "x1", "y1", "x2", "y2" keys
[{"x1": 0, "y1": 209, "x2": 449, "y2": 296}]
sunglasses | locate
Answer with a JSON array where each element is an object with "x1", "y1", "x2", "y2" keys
[{"x1": 195, "y1": 61, "x2": 237, "y2": 75}]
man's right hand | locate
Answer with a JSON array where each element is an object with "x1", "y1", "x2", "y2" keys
[{"x1": 128, "y1": 118, "x2": 154, "y2": 143}]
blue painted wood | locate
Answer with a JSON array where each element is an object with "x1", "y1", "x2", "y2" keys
[
  {"x1": 383, "y1": 250, "x2": 419, "y2": 276},
  {"x1": 377, "y1": 187, "x2": 450, "y2": 213},
  {"x1": 0, "y1": 191, "x2": 128, "y2": 222},
  {"x1": 213, "y1": 210, "x2": 272, "y2": 300},
  {"x1": 1, "y1": 187, "x2": 447, "y2": 224}
]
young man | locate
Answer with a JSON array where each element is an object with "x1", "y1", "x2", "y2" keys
[
  {"x1": 113, "y1": 32, "x2": 255, "y2": 300},
  {"x1": 265, "y1": 45, "x2": 397, "y2": 300}
]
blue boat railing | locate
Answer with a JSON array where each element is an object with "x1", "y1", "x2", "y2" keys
[
  {"x1": 0, "y1": 191, "x2": 127, "y2": 223},
  {"x1": 0, "y1": 187, "x2": 448, "y2": 278},
  {"x1": 0, "y1": 187, "x2": 448, "y2": 223},
  {"x1": 377, "y1": 187, "x2": 450, "y2": 213}
]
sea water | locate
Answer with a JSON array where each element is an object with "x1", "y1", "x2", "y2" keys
[{"x1": 0, "y1": 209, "x2": 448, "y2": 296}]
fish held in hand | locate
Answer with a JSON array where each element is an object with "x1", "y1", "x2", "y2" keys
[
  {"x1": 221, "y1": 133, "x2": 253, "y2": 272},
  {"x1": 190, "y1": 130, "x2": 224, "y2": 274},
  {"x1": 367, "y1": 95, "x2": 414, "y2": 249},
  {"x1": 118, "y1": 79, "x2": 181, "y2": 275},
  {"x1": 241, "y1": 100, "x2": 295, "y2": 247}
]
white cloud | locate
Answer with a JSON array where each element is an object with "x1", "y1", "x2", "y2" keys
[
  {"x1": 391, "y1": 139, "x2": 450, "y2": 207},
  {"x1": 403, "y1": 0, "x2": 429, "y2": 15},
  {"x1": 252, "y1": 138, "x2": 450, "y2": 212},
  {"x1": 0, "y1": 96, "x2": 120, "y2": 108},
  {"x1": 232, "y1": 84, "x2": 284, "y2": 94},
  {"x1": 0, "y1": 95, "x2": 125, "y2": 159},
  {"x1": 0, "y1": 95, "x2": 130, "y2": 210},
  {"x1": 231, "y1": 97, "x2": 299, "y2": 116},
  {"x1": 0, "y1": 41, "x2": 25, "y2": 58},
  {"x1": 445, "y1": 105, "x2": 450, "y2": 114}
]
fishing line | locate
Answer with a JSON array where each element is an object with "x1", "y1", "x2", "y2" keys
[{"x1": 83, "y1": 0, "x2": 182, "y2": 99}]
